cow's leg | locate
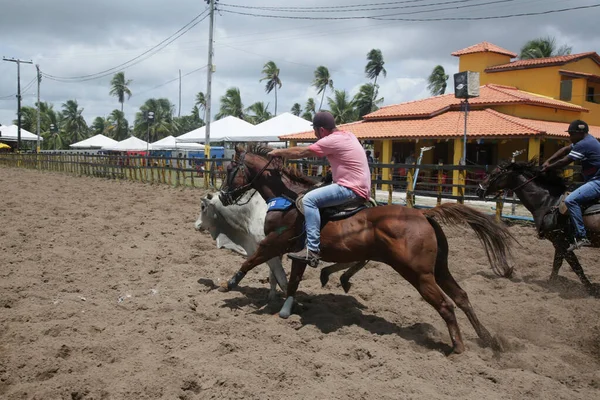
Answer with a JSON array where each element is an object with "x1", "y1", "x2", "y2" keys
[
  {"x1": 279, "y1": 260, "x2": 307, "y2": 319},
  {"x1": 266, "y1": 256, "x2": 288, "y2": 293},
  {"x1": 219, "y1": 232, "x2": 285, "y2": 292}
]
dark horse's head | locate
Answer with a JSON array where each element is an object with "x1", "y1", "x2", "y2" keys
[
  {"x1": 476, "y1": 160, "x2": 567, "y2": 199},
  {"x1": 219, "y1": 145, "x2": 262, "y2": 206}
]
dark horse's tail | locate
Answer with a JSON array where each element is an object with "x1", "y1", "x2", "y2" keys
[{"x1": 423, "y1": 203, "x2": 515, "y2": 277}]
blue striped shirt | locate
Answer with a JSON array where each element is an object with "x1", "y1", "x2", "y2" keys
[{"x1": 568, "y1": 134, "x2": 600, "y2": 181}]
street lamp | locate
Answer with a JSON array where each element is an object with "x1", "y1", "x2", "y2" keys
[
  {"x1": 144, "y1": 111, "x2": 155, "y2": 154},
  {"x1": 50, "y1": 123, "x2": 58, "y2": 150}
]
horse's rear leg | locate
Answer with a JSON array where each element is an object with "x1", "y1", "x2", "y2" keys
[
  {"x1": 279, "y1": 260, "x2": 307, "y2": 319},
  {"x1": 339, "y1": 261, "x2": 368, "y2": 293},
  {"x1": 434, "y1": 258, "x2": 501, "y2": 351},
  {"x1": 413, "y1": 272, "x2": 465, "y2": 354}
]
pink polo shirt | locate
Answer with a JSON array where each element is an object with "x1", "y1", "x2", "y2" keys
[{"x1": 309, "y1": 130, "x2": 371, "y2": 199}]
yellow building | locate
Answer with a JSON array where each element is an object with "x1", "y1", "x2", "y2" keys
[{"x1": 280, "y1": 42, "x2": 600, "y2": 194}]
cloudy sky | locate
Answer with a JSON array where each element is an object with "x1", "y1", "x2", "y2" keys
[{"x1": 1, "y1": 0, "x2": 599, "y2": 128}]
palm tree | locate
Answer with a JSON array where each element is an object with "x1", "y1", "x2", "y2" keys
[
  {"x1": 290, "y1": 103, "x2": 302, "y2": 116},
  {"x1": 353, "y1": 83, "x2": 383, "y2": 119},
  {"x1": 91, "y1": 116, "x2": 108, "y2": 136},
  {"x1": 13, "y1": 106, "x2": 37, "y2": 132},
  {"x1": 260, "y1": 61, "x2": 283, "y2": 115},
  {"x1": 246, "y1": 102, "x2": 272, "y2": 124},
  {"x1": 191, "y1": 105, "x2": 202, "y2": 122},
  {"x1": 216, "y1": 87, "x2": 245, "y2": 120},
  {"x1": 61, "y1": 99, "x2": 88, "y2": 144},
  {"x1": 312, "y1": 66, "x2": 334, "y2": 111},
  {"x1": 109, "y1": 72, "x2": 133, "y2": 112},
  {"x1": 365, "y1": 49, "x2": 387, "y2": 110},
  {"x1": 302, "y1": 97, "x2": 316, "y2": 121},
  {"x1": 107, "y1": 110, "x2": 129, "y2": 141},
  {"x1": 174, "y1": 114, "x2": 204, "y2": 135},
  {"x1": 427, "y1": 65, "x2": 449, "y2": 96},
  {"x1": 327, "y1": 89, "x2": 356, "y2": 124},
  {"x1": 519, "y1": 36, "x2": 572, "y2": 59},
  {"x1": 195, "y1": 91, "x2": 207, "y2": 117},
  {"x1": 133, "y1": 98, "x2": 178, "y2": 141}
]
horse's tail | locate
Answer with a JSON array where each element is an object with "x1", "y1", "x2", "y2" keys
[{"x1": 422, "y1": 203, "x2": 515, "y2": 278}]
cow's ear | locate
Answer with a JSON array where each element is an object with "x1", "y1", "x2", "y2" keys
[{"x1": 206, "y1": 193, "x2": 213, "y2": 200}]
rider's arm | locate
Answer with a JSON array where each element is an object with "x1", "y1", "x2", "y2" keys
[
  {"x1": 543, "y1": 145, "x2": 571, "y2": 165},
  {"x1": 269, "y1": 146, "x2": 317, "y2": 160}
]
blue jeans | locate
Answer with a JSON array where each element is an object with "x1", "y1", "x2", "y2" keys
[
  {"x1": 303, "y1": 184, "x2": 360, "y2": 252},
  {"x1": 565, "y1": 179, "x2": 600, "y2": 238}
]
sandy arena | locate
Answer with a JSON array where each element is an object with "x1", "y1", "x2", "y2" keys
[{"x1": 1, "y1": 167, "x2": 599, "y2": 399}]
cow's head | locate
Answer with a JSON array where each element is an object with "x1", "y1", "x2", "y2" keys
[{"x1": 195, "y1": 192, "x2": 220, "y2": 239}]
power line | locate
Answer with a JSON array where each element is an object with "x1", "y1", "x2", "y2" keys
[
  {"x1": 220, "y1": 0, "x2": 467, "y2": 10},
  {"x1": 42, "y1": 7, "x2": 210, "y2": 82},
  {"x1": 219, "y1": 3, "x2": 600, "y2": 21},
  {"x1": 136, "y1": 66, "x2": 208, "y2": 96}
]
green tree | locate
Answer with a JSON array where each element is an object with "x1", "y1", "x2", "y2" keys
[
  {"x1": 245, "y1": 101, "x2": 272, "y2": 124},
  {"x1": 427, "y1": 65, "x2": 449, "y2": 96},
  {"x1": 174, "y1": 114, "x2": 204, "y2": 135},
  {"x1": 519, "y1": 36, "x2": 572, "y2": 59},
  {"x1": 353, "y1": 83, "x2": 383, "y2": 119},
  {"x1": 195, "y1": 91, "x2": 206, "y2": 117},
  {"x1": 109, "y1": 72, "x2": 133, "y2": 112},
  {"x1": 107, "y1": 110, "x2": 129, "y2": 141},
  {"x1": 312, "y1": 66, "x2": 334, "y2": 111},
  {"x1": 290, "y1": 103, "x2": 302, "y2": 116},
  {"x1": 61, "y1": 99, "x2": 88, "y2": 144},
  {"x1": 260, "y1": 61, "x2": 282, "y2": 115},
  {"x1": 302, "y1": 98, "x2": 316, "y2": 120},
  {"x1": 365, "y1": 49, "x2": 387, "y2": 111},
  {"x1": 13, "y1": 106, "x2": 37, "y2": 132},
  {"x1": 133, "y1": 98, "x2": 178, "y2": 142},
  {"x1": 327, "y1": 89, "x2": 356, "y2": 124},
  {"x1": 91, "y1": 116, "x2": 109, "y2": 136},
  {"x1": 215, "y1": 87, "x2": 245, "y2": 120}
]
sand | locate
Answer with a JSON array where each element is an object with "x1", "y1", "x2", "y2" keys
[{"x1": 1, "y1": 167, "x2": 599, "y2": 400}]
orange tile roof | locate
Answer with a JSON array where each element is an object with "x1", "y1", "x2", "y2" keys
[
  {"x1": 363, "y1": 84, "x2": 586, "y2": 120},
  {"x1": 451, "y1": 42, "x2": 517, "y2": 58},
  {"x1": 559, "y1": 69, "x2": 600, "y2": 83},
  {"x1": 279, "y1": 109, "x2": 600, "y2": 141},
  {"x1": 485, "y1": 52, "x2": 600, "y2": 72}
]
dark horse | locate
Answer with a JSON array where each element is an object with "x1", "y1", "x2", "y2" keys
[
  {"x1": 477, "y1": 160, "x2": 600, "y2": 296},
  {"x1": 218, "y1": 145, "x2": 515, "y2": 353}
]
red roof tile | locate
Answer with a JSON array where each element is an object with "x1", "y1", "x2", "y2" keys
[
  {"x1": 363, "y1": 84, "x2": 586, "y2": 120},
  {"x1": 485, "y1": 52, "x2": 600, "y2": 72},
  {"x1": 559, "y1": 69, "x2": 600, "y2": 83},
  {"x1": 279, "y1": 109, "x2": 600, "y2": 141},
  {"x1": 451, "y1": 42, "x2": 517, "y2": 58}
]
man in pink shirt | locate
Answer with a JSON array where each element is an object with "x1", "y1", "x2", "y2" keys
[{"x1": 268, "y1": 111, "x2": 371, "y2": 267}]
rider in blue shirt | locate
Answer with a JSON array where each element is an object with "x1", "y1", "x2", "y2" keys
[{"x1": 542, "y1": 119, "x2": 600, "y2": 251}]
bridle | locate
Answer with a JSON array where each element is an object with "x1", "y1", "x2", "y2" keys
[
  {"x1": 479, "y1": 164, "x2": 539, "y2": 198},
  {"x1": 219, "y1": 152, "x2": 275, "y2": 206}
]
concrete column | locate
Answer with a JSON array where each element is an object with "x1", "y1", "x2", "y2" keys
[
  {"x1": 452, "y1": 138, "x2": 465, "y2": 201},
  {"x1": 381, "y1": 139, "x2": 392, "y2": 191}
]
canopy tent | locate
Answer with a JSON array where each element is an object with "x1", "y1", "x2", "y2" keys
[
  {"x1": 70, "y1": 134, "x2": 118, "y2": 149},
  {"x1": 151, "y1": 135, "x2": 205, "y2": 150},
  {"x1": 177, "y1": 116, "x2": 259, "y2": 143},
  {"x1": 255, "y1": 112, "x2": 312, "y2": 138},
  {"x1": 0, "y1": 125, "x2": 43, "y2": 141},
  {"x1": 102, "y1": 136, "x2": 152, "y2": 151}
]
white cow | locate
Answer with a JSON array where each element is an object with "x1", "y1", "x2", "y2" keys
[{"x1": 195, "y1": 190, "x2": 288, "y2": 300}]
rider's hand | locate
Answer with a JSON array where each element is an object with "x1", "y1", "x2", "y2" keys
[
  {"x1": 268, "y1": 150, "x2": 281, "y2": 158},
  {"x1": 541, "y1": 162, "x2": 550, "y2": 172}
]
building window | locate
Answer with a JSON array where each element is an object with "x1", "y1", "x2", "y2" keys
[
  {"x1": 560, "y1": 80, "x2": 572, "y2": 101},
  {"x1": 587, "y1": 86, "x2": 596, "y2": 103}
]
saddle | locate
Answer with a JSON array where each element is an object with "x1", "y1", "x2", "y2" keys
[
  {"x1": 557, "y1": 192, "x2": 600, "y2": 216},
  {"x1": 295, "y1": 194, "x2": 378, "y2": 221}
]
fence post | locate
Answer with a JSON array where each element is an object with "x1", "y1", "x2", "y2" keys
[
  {"x1": 437, "y1": 161, "x2": 443, "y2": 206},
  {"x1": 495, "y1": 200, "x2": 504, "y2": 222},
  {"x1": 405, "y1": 168, "x2": 414, "y2": 208}
]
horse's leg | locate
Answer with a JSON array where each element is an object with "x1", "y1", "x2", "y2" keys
[
  {"x1": 279, "y1": 260, "x2": 307, "y2": 319},
  {"x1": 319, "y1": 262, "x2": 356, "y2": 287},
  {"x1": 219, "y1": 233, "x2": 284, "y2": 292},
  {"x1": 339, "y1": 261, "x2": 369, "y2": 293},
  {"x1": 266, "y1": 256, "x2": 288, "y2": 298},
  {"x1": 548, "y1": 242, "x2": 565, "y2": 282},
  {"x1": 563, "y1": 250, "x2": 596, "y2": 294}
]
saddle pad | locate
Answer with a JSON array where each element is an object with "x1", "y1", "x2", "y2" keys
[
  {"x1": 295, "y1": 193, "x2": 377, "y2": 216},
  {"x1": 267, "y1": 197, "x2": 294, "y2": 212}
]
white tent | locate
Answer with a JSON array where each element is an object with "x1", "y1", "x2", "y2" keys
[
  {"x1": 177, "y1": 116, "x2": 257, "y2": 143},
  {"x1": 151, "y1": 135, "x2": 205, "y2": 150},
  {"x1": 255, "y1": 112, "x2": 312, "y2": 138},
  {"x1": 0, "y1": 125, "x2": 43, "y2": 142},
  {"x1": 70, "y1": 134, "x2": 117, "y2": 149},
  {"x1": 102, "y1": 136, "x2": 151, "y2": 151}
]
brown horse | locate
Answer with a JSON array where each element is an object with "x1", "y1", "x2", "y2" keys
[
  {"x1": 217, "y1": 145, "x2": 515, "y2": 354},
  {"x1": 477, "y1": 160, "x2": 600, "y2": 296}
]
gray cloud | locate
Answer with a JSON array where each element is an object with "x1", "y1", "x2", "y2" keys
[{"x1": 1, "y1": 0, "x2": 599, "y2": 128}]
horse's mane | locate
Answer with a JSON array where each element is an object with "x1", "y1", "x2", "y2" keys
[
  {"x1": 499, "y1": 159, "x2": 567, "y2": 195},
  {"x1": 246, "y1": 144, "x2": 321, "y2": 187}
]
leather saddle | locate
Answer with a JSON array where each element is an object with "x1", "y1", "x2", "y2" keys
[
  {"x1": 295, "y1": 194, "x2": 378, "y2": 222},
  {"x1": 558, "y1": 192, "x2": 600, "y2": 216}
]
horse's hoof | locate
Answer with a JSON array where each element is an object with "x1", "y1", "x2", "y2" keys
[
  {"x1": 491, "y1": 334, "x2": 509, "y2": 352},
  {"x1": 340, "y1": 278, "x2": 352, "y2": 293},
  {"x1": 279, "y1": 297, "x2": 294, "y2": 319},
  {"x1": 218, "y1": 282, "x2": 230, "y2": 292},
  {"x1": 320, "y1": 270, "x2": 330, "y2": 287},
  {"x1": 450, "y1": 343, "x2": 465, "y2": 355}
]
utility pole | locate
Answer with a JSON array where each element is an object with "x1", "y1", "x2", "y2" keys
[
  {"x1": 178, "y1": 69, "x2": 182, "y2": 118},
  {"x1": 36, "y1": 64, "x2": 41, "y2": 153},
  {"x1": 204, "y1": 0, "x2": 216, "y2": 188},
  {"x1": 3, "y1": 57, "x2": 33, "y2": 152}
]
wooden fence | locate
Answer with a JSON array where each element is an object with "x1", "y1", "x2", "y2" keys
[{"x1": 0, "y1": 153, "x2": 582, "y2": 221}]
